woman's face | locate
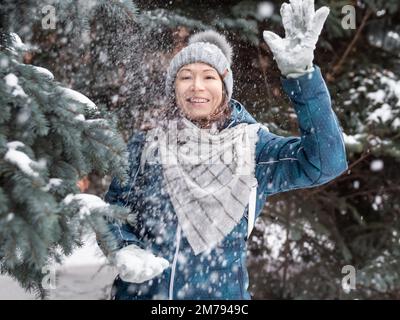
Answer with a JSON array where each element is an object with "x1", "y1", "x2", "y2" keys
[{"x1": 175, "y1": 63, "x2": 224, "y2": 121}]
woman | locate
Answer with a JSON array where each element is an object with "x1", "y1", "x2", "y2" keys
[{"x1": 101, "y1": 0, "x2": 348, "y2": 300}]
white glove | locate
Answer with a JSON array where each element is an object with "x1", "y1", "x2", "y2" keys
[
  {"x1": 263, "y1": 0, "x2": 330, "y2": 78},
  {"x1": 114, "y1": 244, "x2": 170, "y2": 283}
]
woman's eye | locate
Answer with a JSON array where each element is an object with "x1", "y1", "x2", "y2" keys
[{"x1": 179, "y1": 75, "x2": 215, "y2": 80}]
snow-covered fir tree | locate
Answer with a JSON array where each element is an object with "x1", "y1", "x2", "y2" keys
[{"x1": 0, "y1": 32, "x2": 130, "y2": 297}]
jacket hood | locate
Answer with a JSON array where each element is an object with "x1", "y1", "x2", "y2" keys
[{"x1": 224, "y1": 99, "x2": 257, "y2": 129}]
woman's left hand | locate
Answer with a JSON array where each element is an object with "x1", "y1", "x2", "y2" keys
[
  {"x1": 114, "y1": 244, "x2": 170, "y2": 283},
  {"x1": 263, "y1": 0, "x2": 330, "y2": 78}
]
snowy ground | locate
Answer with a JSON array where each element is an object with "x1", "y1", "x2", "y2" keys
[{"x1": 0, "y1": 233, "x2": 118, "y2": 300}]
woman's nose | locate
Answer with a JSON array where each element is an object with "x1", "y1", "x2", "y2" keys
[{"x1": 191, "y1": 76, "x2": 205, "y2": 90}]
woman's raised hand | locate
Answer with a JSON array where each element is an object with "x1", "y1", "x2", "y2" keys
[{"x1": 263, "y1": 0, "x2": 330, "y2": 78}]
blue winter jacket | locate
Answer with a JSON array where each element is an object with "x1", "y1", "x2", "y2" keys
[{"x1": 102, "y1": 66, "x2": 348, "y2": 300}]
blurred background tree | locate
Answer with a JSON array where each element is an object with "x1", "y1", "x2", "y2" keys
[{"x1": 1, "y1": 0, "x2": 399, "y2": 299}]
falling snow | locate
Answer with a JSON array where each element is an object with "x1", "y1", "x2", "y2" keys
[{"x1": 370, "y1": 159, "x2": 384, "y2": 172}]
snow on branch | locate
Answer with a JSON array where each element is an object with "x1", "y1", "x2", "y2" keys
[
  {"x1": 4, "y1": 73, "x2": 27, "y2": 97},
  {"x1": 4, "y1": 141, "x2": 45, "y2": 177},
  {"x1": 60, "y1": 87, "x2": 97, "y2": 111},
  {"x1": 63, "y1": 193, "x2": 110, "y2": 219}
]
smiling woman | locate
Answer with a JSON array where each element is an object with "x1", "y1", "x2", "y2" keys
[
  {"x1": 100, "y1": 1, "x2": 348, "y2": 300},
  {"x1": 174, "y1": 62, "x2": 231, "y2": 129},
  {"x1": 175, "y1": 63, "x2": 223, "y2": 117}
]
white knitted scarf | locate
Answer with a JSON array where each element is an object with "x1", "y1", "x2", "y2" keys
[{"x1": 141, "y1": 118, "x2": 260, "y2": 255}]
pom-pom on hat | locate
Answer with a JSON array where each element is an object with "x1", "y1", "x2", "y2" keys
[{"x1": 165, "y1": 30, "x2": 234, "y2": 101}]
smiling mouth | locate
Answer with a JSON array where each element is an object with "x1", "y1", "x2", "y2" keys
[{"x1": 186, "y1": 97, "x2": 210, "y2": 104}]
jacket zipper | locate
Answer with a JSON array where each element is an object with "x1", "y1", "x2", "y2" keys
[
  {"x1": 169, "y1": 223, "x2": 181, "y2": 300},
  {"x1": 238, "y1": 259, "x2": 244, "y2": 300}
]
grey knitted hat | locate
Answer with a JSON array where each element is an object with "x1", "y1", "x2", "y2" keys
[{"x1": 165, "y1": 30, "x2": 234, "y2": 101}]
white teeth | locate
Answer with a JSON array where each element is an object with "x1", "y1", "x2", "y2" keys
[{"x1": 188, "y1": 98, "x2": 209, "y2": 103}]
